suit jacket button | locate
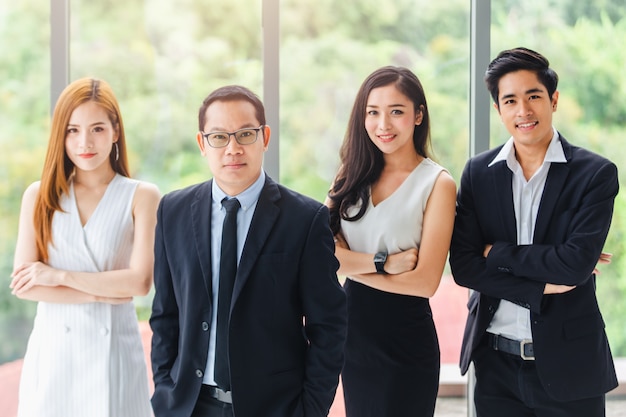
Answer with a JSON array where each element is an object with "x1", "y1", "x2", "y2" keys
[
  {"x1": 202, "y1": 321, "x2": 209, "y2": 331},
  {"x1": 196, "y1": 369, "x2": 203, "y2": 378}
]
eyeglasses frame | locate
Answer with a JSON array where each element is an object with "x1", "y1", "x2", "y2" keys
[{"x1": 201, "y1": 125, "x2": 265, "y2": 148}]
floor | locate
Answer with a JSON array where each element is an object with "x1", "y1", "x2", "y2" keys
[{"x1": 433, "y1": 396, "x2": 626, "y2": 417}]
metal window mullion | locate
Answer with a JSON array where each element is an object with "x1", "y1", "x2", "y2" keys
[
  {"x1": 468, "y1": 1, "x2": 491, "y2": 417},
  {"x1": 262, "y1": 0, "x2": 280, "y2": 181},
  {"x1": 50, "y1": 0, "x2": 70, "y2": 114}
]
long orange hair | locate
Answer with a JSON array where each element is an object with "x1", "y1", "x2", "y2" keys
[{"x1": 34, "y1": 78, "x2": 130, "y2": 261}]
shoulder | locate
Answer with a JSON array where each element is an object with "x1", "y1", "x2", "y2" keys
[
  {"x1": 470, "y1": 146, "x2": 503, "y2": 167},
  {"x1": 567, "y1": 144, "x2": 615, "y2": 169},
  {"x1": 23, "y1": 181, "x2": 41, "y2": 200},
  {"x1": 135, "y1": 180, "x2": 161, "y2": 200},
  {"x1": 18, "y1": 181, "x2": 41, "y2": 212},
  {"x1": 132, "y1": 180, "x2": 162, "y2": 211},
  {"x1": 274, "y1": 181, "x2": 325, "y2": 212},
  {"x1": 423, "y1": 159, "x2": 455, "y2": 183},
  {"x1": 559, "y1": 135, "x2": 617, "y2": 176},
  {"x1": 433, "y1": 169, "x2": 457, "y2": 194},
  {"x1": 162, "y1": 181, "x2": 210, "y2": 204}
]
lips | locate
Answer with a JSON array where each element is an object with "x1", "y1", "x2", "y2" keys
[
  {"x1": 516, "y1": 121, "x2": 538, "y2": 130},
  {"x1": 78, "y1": 153, "x2": 96, "y2": 158},
  {"x1": 377, "y1": 134, "x2": 395, "y2": 142}
]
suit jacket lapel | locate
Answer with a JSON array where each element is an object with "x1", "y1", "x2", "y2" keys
[
  {"x1": 232, "y1": 176, "x2": 280, "y2": 304},
  {"x1": 534, "y1": 136, "x2": 572, "y2": 243},
  {"x1": 492, "y1": 162, "x2": 517, "y2": 242},
  {"x1": 191, "y1": 180, "x2": 214, "y2": 298}
]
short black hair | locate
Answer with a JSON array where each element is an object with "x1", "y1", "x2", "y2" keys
[
  {"x1": 198, "y1": 85, "x2": 266, "y2": 131},
  {"x1": 485, "y1": 47, "x2": 559, "y2": 106}
]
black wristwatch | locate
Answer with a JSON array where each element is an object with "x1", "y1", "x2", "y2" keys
[{"x1": 373, "y1": 251, "x2": 388, "y2": 274}]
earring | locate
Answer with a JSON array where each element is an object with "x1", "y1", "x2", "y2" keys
[{"x1": 114, "y1": 142, "x2": 119, "y2": 161}]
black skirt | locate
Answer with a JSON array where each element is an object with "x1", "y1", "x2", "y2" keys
[{"x1": 342, "y1": 279, "x2": 440, "y2": 417}]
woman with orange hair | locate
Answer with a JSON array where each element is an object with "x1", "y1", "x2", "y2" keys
[{"x1": 10, "y1": 78, "x2": 160, "y2": 417}]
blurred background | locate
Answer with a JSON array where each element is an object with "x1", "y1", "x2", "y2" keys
[{"x1": 1, "y1": 0, "x2": 624, "y2": 389}]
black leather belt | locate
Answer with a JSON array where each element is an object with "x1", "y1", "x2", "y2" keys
[
  {"x1": 487, "y1": 333, "x2": 535, "y2": 360},
  {"x1": 201, "y1": 385, "x2": 233, "y2": 404}
]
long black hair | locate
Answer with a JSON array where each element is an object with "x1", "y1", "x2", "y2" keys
[{"x1": 328, "y1": 66, "x2": 432, "y2": 234}]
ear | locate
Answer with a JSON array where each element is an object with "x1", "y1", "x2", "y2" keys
[
  {"x1": 493, "y1": 102, "x2": 501, "y2": 115},
  {"x1": 262, "y1": 125, "x2": 271, "y2": 150},
  {"x1": 196, "y1": 132, "x2": 206, "y2": 155},
  {"x1": 113, "y1": 123, "x2": 120, "y2": 143},
  {"x1": 551, "y1": 90, "x2": 559, "y2": 112},
  {"x1": 415, "y1": 105, "x2": 424, "y2": 125}
]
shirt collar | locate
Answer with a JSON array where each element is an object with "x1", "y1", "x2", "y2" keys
[
  {"x1": 212, "y1": 171, "x2": 266, "y2": 211},
  {"x1": 488, "y1": 127, "x2": 566, "y2": 168}
]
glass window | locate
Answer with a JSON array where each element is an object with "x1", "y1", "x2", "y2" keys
[{"x1": 0, "y1": 0, "x2": 51, "y2": 364}]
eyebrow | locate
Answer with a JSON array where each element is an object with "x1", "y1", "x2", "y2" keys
[
  {"x1": 366, "y1": 103, "x2": 408, "y2": 108},
  {"x1": 67, "y1": 121, "x2": 108, "y2": 127},
  {"x1": 500, "y1": 87, "x2": 545, "y2": 101},
  {"x1": 207, "y1": 123, "x2": 258, "y2": 132}
]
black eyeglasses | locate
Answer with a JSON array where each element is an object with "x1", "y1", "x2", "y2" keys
[{"x1": 201, "y1": 126, "x2": 264, "y2": 148}]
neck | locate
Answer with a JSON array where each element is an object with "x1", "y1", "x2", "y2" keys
[{"x1": 73, "y1": 167, "x2": 117, "y2": 188}]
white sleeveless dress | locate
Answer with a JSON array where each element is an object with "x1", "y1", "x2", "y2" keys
[
  {"x1": 18, "y1": 174, "x2": 152, "y2": 417},
  {"x1": 340, "y1": 158, "x2": 446, "y2": 417}
]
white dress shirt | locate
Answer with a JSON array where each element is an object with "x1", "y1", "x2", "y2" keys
[
  {"x1": 486, "y1": 128, "x2": 566, "y2": 341},
  {"x1": 203, "y1": 171, "x2": 265, "y2": 385}
]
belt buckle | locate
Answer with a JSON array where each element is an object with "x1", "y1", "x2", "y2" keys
[
  {"x1": 520, "y1": 339, "x2": 534, "y2": 361},
  {"x1": 215, "y1": 388, "x2": 232, "y2": 403}
]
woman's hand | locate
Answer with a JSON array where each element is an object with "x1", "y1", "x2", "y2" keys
[
  {"x1": 386, "y1": 248, "x2": 418, "y2": 275},
  {"x1": 10, "y1": 262, "x2": 63, "y2": 295},
  {"x1": 334, "y1": 233, "x2": 349, "y2": 249}
]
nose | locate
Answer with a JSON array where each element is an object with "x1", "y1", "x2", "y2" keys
[
  {"x1": 77, "y1": 131, "x2": 93, "y2": 150},
  {"x1": 517, "y1": 100, "x2": 532, "y2": 116},
  {"x1": 224, "y1": 133, "x2": 243, "y2": 154},
  {"x1": 378, "y1": 113, "x2": 391, "y2": 130}
]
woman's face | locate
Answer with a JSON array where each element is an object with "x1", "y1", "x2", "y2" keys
[
  {"x1": 65, "y1": 101, "x2": 118, "y2": 173},
  {"x1": 364, "y1": 84, "x2": 422, "y2": 156}
]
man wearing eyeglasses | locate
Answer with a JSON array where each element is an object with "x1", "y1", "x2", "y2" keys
[{"x1": 150, "y1": 85, "x2": 347, "y2": 417}]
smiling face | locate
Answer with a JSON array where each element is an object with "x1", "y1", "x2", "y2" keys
[
  {"x1": 496, "y1": 69, "x2": 559, "y2": 152},
  {"x1": 364, "y1": 84, "x2": 423, "y2": 156},
  {"x1": 196, "y1": 99, "x2": 270, "y2": 196},
  {"x1": 64, "y1": 100, "x2": 118, "y2": 174}
]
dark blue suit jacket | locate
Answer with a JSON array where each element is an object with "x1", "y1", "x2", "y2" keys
[
  {"x1": 150, "y1": 175, "x2": 347, "y2": 417},
  {"x1": 449, "y1": 134, "x2": 618, "y2": 401}
]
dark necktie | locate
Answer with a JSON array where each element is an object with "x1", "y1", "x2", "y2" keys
[{"x1": 214, "y1": 197, "x2": 240, "y2": 391}]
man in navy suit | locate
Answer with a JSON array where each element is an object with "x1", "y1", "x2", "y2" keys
[
  {"x1": 150, "y1": 85, "x2": 347, "y2": 417},
  {"x1": 449, "y1": 47, "x2": 618, "y2": 416}
]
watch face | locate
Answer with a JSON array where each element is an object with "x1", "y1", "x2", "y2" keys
[{"x1": 374, "y1": 251, "x2": 387, "y2": 273}]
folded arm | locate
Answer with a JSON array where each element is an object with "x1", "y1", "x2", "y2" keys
[
  {"x1": 333, "y1": 171, "x2": 457, "y2": 298},
  {"x1": 11, "y1": 181, "x2": 161, "y2": 302}
]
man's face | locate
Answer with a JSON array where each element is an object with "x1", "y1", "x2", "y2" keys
[
  {"x1": 196, "y1": 99, "x2": 270, "y2": 196},
  {"x1": 496, "y1": 69, "x2": 558, "y2": 152}
]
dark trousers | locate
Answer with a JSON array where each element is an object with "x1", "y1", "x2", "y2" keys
[
  {"x1": 191, "y1": 385, "x2": 234, "y2": 417},
  {"x1": 473, "y1": 337, "x2": 605, "y2": 417}
]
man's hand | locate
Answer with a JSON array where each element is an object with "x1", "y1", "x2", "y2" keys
[
  {"x1": 593, "y1": 252, "x2": 612, "y2": 275},
  {"x1": 544, "y1": 283, "x2": 576, "y2": 294}
]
